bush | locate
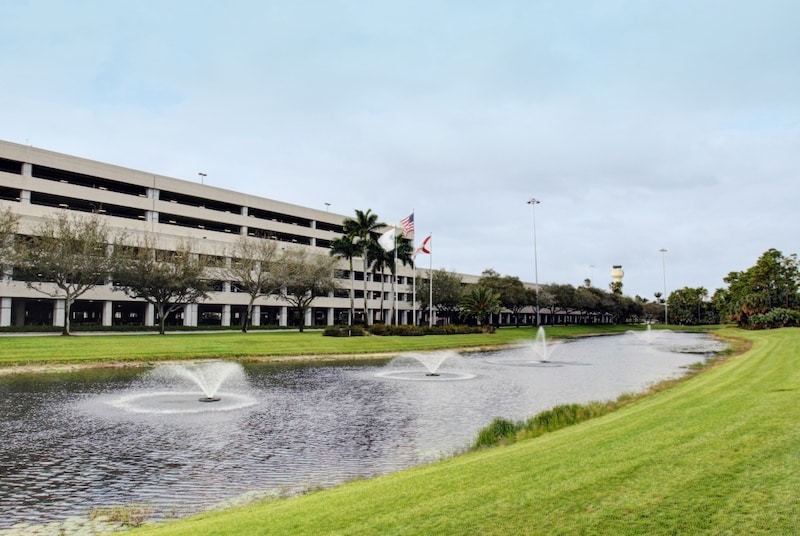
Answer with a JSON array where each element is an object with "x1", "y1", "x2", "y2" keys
[
  {"x1": 474, "y1": 401, "x2": 616, "y2": 449},
  {"x1": 364, "y1": 324, "x2": 487, "y2": 336},
  {"x1": 322, "y1": 325, "x2": 367, "y2": 337},
  {"x1": 367, "y1": 324, "x2": 426, "y2": 336},
  {"x1": 474, "y1": 417, "x2": 521, "y2": 448},
  {"x1": 748, "y1": 308, "x2": 800, "y2": 329}
]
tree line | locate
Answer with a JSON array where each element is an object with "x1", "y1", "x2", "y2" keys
[
  {"x1": 1, "y1": 210, "x2": 340, "y2": 335},
  {"x1": 2, "y1": 207, "x2": 797, "y2": 333}
]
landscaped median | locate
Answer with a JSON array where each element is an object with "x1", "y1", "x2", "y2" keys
[{"x1": 118, "y1": 327, "x2": 799, "y2": 535}]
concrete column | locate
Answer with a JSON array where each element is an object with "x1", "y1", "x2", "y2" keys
[
  {"x1": 251, "y1": 305, "x2": 261, "y2": 326},
  {"x1": 20, "y1": 190, "x2": 31, "y2": 203},
  {"x1": 54, "y1": 299, "x2": 65, "y2": 327},
  {"x1": 0, "y1": 297, "x2": 11, "y2": 327},
  {"x1": 147, "y1": 188, "x2": 159, "y2": 223},
  {"x1": 222, "y1": 304, "x2": 231, "y2": 327},
  {"x1": 145, "y1": 303, "x2": 155, "y2": 326},
  {"x1": 304, "y1": 308, "x2": 312, "y2": 328},
  {"x1": 279, "y1": 306, "x2": 287, "y2": 327},
  {"x1": 22, "y1": 162, "x2": 32, "y2": 176},
  {"x1": 102, "y1": 301, "x2": 113, "y2": 327},
  {"x1": 184, "y1": 304, "x2": 197, "y2": 327},
  {"x1": 327, "y1": 307, "x2": 334, "y2": 326}
]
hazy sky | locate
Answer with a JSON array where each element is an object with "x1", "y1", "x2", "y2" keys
[{"x1": 2, "y1": 1, "x2": 798, "y2": 299}]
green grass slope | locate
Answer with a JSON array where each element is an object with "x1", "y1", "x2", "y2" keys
[{"x1": 131, "y1": 327, "x2": 799, "y2": 535}]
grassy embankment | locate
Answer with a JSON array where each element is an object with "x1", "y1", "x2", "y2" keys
[
  {"x1": 123, "y1": 327, "x2": 799, "y2": 535},
  {"x1": 0, "y1": 324, "x2": 645, "y2": 369}
]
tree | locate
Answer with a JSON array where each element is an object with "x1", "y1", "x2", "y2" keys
[
  {"x1": 0, "y1": 207, "x2": 18, "y2": 276},
  {"x1": 370, "y1": 234, "x2": 414, "y2": 324},
  {"x1": 478, "y1": 270, "x2": 529, "y2": 326},
  {"x1": 114, "y1": 239, "x2": 210, "y2": 335},
  {"x1": 367, "y1": 239, "x2": 392, "y2": 323},
  {"x1": 15, "y1": 213, "x2": 118, "y2": 335},
  {"x1": 543, "y1": 283, "x2": 582, "y2": 320},
  {"x1": 329, "y1": 234, "x2": 360, "y2": 326},
  {"x1": 342, "y1": 209, "x2": 384, "y2": 325},
  {"x1": 272, "y1": 248, "x2": 339, "y2": 332},
  {"x1": 668, "y1": 287, "x2": 711, "y2": 325},
  {"x1": 224, "y1": 235, "x2": 282, "y2": 332},
  {"x1": 416, "y1": 268, "x2": 463, "y2": 325},
  {"x1": 716, "y1": 249, "x2": 800, "y2": 326},
  {"x1": 460, "y1": 286, "x2": 501, "y2": 327}
]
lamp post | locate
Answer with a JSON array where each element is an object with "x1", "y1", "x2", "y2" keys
[
  {"x1": 198, "y1": 172, "x2": 207, "y2": 185},
  {"x1": 528, "y1": 198, "x2": 541, "y2": 326},
  {"x1": 660, "y1": 248, "x2": 668, "y2": 324}
]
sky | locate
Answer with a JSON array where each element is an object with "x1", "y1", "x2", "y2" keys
[{"x1": 2, "y1": 0, "x2": 799, "y2": 299}]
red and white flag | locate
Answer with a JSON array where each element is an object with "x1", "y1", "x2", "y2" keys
[{"x1": 413, "y1": 234, "x2": 431, "y2": 260}]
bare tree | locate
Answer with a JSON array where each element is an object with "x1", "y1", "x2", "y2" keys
[
  {"x1": 273, "y1": 248, "x2": 339, "y2": 332},
  {"x1": 224, "y1": 235, "x2": 282, "y2": 332},
  {"x1": 15, "y1": 213, "x2": 117, "y2": 335},
  {"x1": 114, "y1": 238, "x2": 209, "y2": 335}
]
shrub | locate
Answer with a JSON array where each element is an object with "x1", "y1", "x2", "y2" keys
[
  {"x1": 322, "y1": 325, "x2": 366, "y2": 337},
  {"x1": 364, "y1": 324, "x2": 486, "y2": 336},
  {"x1": 748, "y1": 308, "x2": 800, "y2": 329},
  {"x1": 474, "y1": 417, "x2": 521, "y2": 448}
]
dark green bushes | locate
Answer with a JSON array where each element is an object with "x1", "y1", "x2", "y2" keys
[
  {"x1": 367, "y1": 324, "x2": 488, "y2": 336},
  {"x1": 747, "y1": 308, "x2": 800, "y2": 329},
  {"x1": 322, "y1": 325, "x2": 367, "y2": 337}
]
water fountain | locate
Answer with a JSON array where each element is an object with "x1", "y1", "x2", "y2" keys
[
  {"x1": 107, "y1": 361, "x2": 257, "y2": 415},
  {"x1": 1, "y1": 332, "x2": 728, "y2": 528},
  {"x1": 627, "y1": 324, "x2": 668, "y2": 345},
  {"x1": 375, "y1": 351, "x2": 476, "y2": 381},
  {"x1": 531, "y1": 326, "x2": 555, "y2": 362}
]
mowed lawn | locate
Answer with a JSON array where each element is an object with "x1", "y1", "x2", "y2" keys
[
  {"x1": 0, "y1": 325, "x2": 641, "y2": 368},
  {"x1": 125, "y1": 327, "x2": 799, "y2": 535}
]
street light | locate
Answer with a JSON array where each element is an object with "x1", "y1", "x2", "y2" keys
[
  {"x1": 660, "y1": 248, "x2": 668, "y2": 324},
  {"x1": 324, "y1": 202, "x2": 331, "y2": 212},
  {"x1": 528, "y1": 198, "x2": 541, "y2": 326},
  {"x1": 198, "y1": 172, "x2": 207, "y2": 185}
]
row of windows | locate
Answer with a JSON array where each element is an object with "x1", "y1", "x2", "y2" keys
[
  {"x1": 6, "y1": 266, "x2": 418, "y2": 290},
  {"x1": 0, "y1": 157, "x2": 344, "y2": 234},
  {"x1": 1, "y1": 190, "x2": 330, "y2": 249}
]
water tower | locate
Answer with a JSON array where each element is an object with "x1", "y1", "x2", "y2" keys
[{"x1": 610, "y1": 265, "x2": 624, "y2": 284}]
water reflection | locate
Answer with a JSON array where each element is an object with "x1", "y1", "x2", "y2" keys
[{"x1": 0, "y1": 332, "x2": 725, "y2": 527}]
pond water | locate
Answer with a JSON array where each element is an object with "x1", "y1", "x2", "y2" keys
[{"x1": 0, "y1": 331, "x2": 725, "y2": 527}]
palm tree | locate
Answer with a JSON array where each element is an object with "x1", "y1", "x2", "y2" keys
[
  {"x1": 388, "y1": 235, "x2": 414, "y2": 324},
  {"x1": 329, "y1": 235, "x2": 360, "y2": 326},
  {"x1": 460, "y1": 286, "x2": 502, "y2": 328},
  {"x1": 343, "y1": 209, "x2": 384, "y2": 325},
  {"x1": 369, "y1": 234, "x2": 414, "y2": 324},
  {"x1": 367, "y1": 240, "x2": 391, "y2": 323}
]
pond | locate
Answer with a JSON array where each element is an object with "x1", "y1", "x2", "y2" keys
[{"x1": 0, "y1": 331, "x2": 725, "y2": 527}]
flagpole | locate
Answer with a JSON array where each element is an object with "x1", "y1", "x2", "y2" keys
[
  {"x1": 412, "y1": 269, "x2": 416, "y2": 326},
  {"x1": 392, "y1": 229, "x2": 398, "y2": 326},
  {"x1": 428, "y1": 233, "x2": 433, "y2": 328}
]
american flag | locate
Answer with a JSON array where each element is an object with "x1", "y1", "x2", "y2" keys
[{"x1": 400, "y1": 213, "x2": 414, "y2": 237}]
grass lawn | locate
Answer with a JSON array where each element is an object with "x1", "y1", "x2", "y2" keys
[
  {"x1": 123, "y1": 327, "x2": 799, "y2": 535},
  {"x1": 0, "y1": 324, "x2": 649, "y2": 369}
]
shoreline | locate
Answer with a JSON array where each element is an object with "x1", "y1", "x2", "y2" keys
[{"x1": 0, "y1": 344, "x2": 521, "y2": 377}]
